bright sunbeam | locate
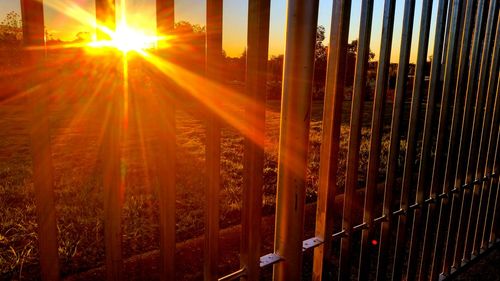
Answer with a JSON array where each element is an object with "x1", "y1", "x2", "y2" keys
[
  {"x1": 40, "y1": 0, "x2": 166, "y2": 54},
  {"x1": 88, "y1": 21, "x2": 162, "y2": 53}
]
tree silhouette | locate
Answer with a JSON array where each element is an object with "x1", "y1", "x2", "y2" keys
[
  {"x1": 74, "y1": 31, "x2": 92, "y2": 43},
  {"x1": 169, "y1": 21, "x2": 206, "y2": 74},
  {"x1": 313, "y1": 25, "x2": 327, "y2": 99},
  {"x1": 0, "y1": 11, "x2": 22, "y2": 46}
]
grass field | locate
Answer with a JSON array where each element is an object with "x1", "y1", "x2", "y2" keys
[{"x1": 0, "y1": 61, "x2": 409, "y2": 279}]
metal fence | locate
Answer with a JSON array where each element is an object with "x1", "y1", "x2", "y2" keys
[{"x1": 20, "y1": 0, "x2": 500, "y2": 280}]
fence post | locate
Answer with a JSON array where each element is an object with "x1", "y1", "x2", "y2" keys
[
  {"x1": 95, "y1": 1, "x2": 123, "y2": 280},
  {"x1": 481, "y1": 18, "x2": 500, "y2": 250},
  {"x1": 430, "y1": 0, "x2": 468, "y2": 276},
  {"x1": 205, "y1": 0, "x2": 223, "y2": 280},
  {"x1": 489, "y1": 118, "x2": 500, "y2": 244},
  {"x1": 450, "y1": 0, "x2": 488, "y2": 268},
  {"x1": 338, "y1": 0, "x2": 373, "y2": 279},
  {"x1": 240, "y1": 0, "x2": 270, "y2": 280},
  {"x1": 312, "y1": 1, "x2": 350, "y2": 280},
  {"x1": 375, "y1": 0, "x2": 415, "y2": 279},
  {"x1": 155, "y1": 1, "x2": 176, "y2": 280},
  {"x1": 358, "y1": 0, "x2": 395, "y2": 279},
  {"x1": 273, "y1": 1, "x2": 319, "y2": 280},
  {"x1": 401, "y1": 0, "x2": 434, "y2": 279},
  {"x1": 414, "y1": 0, "x2": 449, "y2": 277},
  {"x1": 20, "y1": 1, "x2": 60, "y2": 280},
  {"x1": 464, "y1": 0, "x2": 498, "y2": 259}
]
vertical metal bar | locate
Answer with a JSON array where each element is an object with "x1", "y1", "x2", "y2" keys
[
  {"x1": 414, "y1": 0, "x2": 449, "y2": 279},
  {"x1": 377, "y1": 4, "x2": 415, "y2": 280},
  {"x1": 20, "y1": 1, "x2": 60, "y2": 280},
  {"x1": 156, "y1": 0, "x2": 174, "y2": 36},
  {"x1": 481, "y1": 21, "x2": 500, "y2": 250},
  {"x1": 390, "y1": 1, "x2": 417, "y2": 280},
  {"x1": 338, "y1": 1, "x2": 374, "y2": 280},
  {"x1": 482, "y1": 99, "x2": 500, "y2": 248},
  {"x1": 451, "y1": 0, "x2": 488, "y2": 267},
  {"x1": 375, "y1": 1, "x2": 415, "y2": 280},
  {"x1": 96, "y1": 1, "x2": 123, "y2": 280},
  {"x1": 402, "y1": 0, "x2": 435, "y2": 280},
  {"x1": 432, "y1": 0, "x2": 473, "y2": 276},
  {"x1": 205, "y1": 0, "x2": 223, "y2": 280},
  {"x1": 273, "y1": 1, "x2": 319, "y2": 280},
  {"x1": 96, "y1": 0, "x2": 116, "y2": 41},
  {"x1": 241, "y1": 0, "x2": 270, "y2": 280},
  {"x1": 155, "y1": 1, "x2": 176, "y2": 280},
  {"x1": 428, "y1": 0, "x2": 465, "y2": 276},
  {"x1": 465, "y1": 0, "x2": 499, "y2": 259},
  {"x1": 475, "y1": 37, "x2": 500, "y2": 256},
  {"x1": 488, "y1": 114, "x2": 500, "y2": 244},
  {"x1": 358, "y1": 0, "x2": 396, "y2": 279},
  {"x1": 312, "y1": 1, "x2": 351, "y2": 280},
  {"x1": 441, "y1": 0, "x2": 453, "y2": 68}
]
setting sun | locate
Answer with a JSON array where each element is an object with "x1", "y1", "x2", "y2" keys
[
  {"x1": 2, "y1": 0, "x2": 500, "y2": 280},
  {"x1": 88, "y1": 21, "x2": 161, "y2": 53}
]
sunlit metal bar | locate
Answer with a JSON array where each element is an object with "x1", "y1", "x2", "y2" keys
[
  {"x1": 476, "y1": 78, "x2": 500, "y2": 252},
  {"x1": 273, "y1": 0, "x2": 319, "y2": 280},
  {"x1": 156, "y1": 0, "x2": 174, "y2": 36},
  {"x1": 414, "y1": 0, "x2": 449, "y2": 278},
  {"x1": 20, "y1": 1, "x2": 60, "y2": 280},
  {"x1": 240, "y1": 0, "x2": 270, "y2": 280},
  {"x1": 431, "y1": 0, "x2": 472, "y2": 276},
  {"x1": 441, "y1": 0, "x2": 453, "y2": 68},
  {"x1": 338, "y1": 0, "x2": 374, "y2": 280},
  {"x1": 312, "y1": 0, "x2": 351, "y2": 279},
  {"x1": 451, "y1": 0, "x2": 489, "y2": 267},
  {"x1": 95, "y1": 1, "x2": 123, "y2": 280},
  {"x1": 390, "y1": 3, "x2": 417, "y2": 279},
  {"x1": 155, "y1": 1, "x2": 176, "y2": 280},
  {"x1": 96, "y1": 0, "x2": 115, "y2": 41},
  {"x1": 376, "y1": 0, "x2": 415, "y2": 280},
  {"x1": 205, "y1": 0, "x2": 223, "y2": 280},
  {"x1": 402, "y1": 0, "x2": 435, "y2": 279},
  {"x1": 465, "y1": 0, "x2": 499, "y2": 259},
  {"x1": 358, "y1": 0, "x2": 395, "y2": 279},
  {"x1": 488, "y1": 123, "x2": 500, "y2": 243},
  {"x1": 481, "y1": 43, "x2": 500, "y2": 248}
]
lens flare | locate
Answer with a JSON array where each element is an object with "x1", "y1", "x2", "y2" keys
[{"x1": 88, "y1": 21, "x2": 162, "y2": 53}]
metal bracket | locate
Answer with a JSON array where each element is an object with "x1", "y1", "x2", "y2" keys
[
  {"x1": 302, "y1": 237, "x2": 324, "y2": 252},
  {"x1": 218, "y1": 267, "x2": 246, "y2": 281},
  {"x1": 424, "y1": 197, "x2": 436, "y2": 204},
  {"x1": 260, "y1": 253, "x2": 282, "y2": 268}
]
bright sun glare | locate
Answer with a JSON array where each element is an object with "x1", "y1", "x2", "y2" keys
[{"x1": 89, "y1": 21, "x2": 161, "y2": 53}]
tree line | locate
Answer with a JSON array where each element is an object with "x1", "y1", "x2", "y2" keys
[{"x1": 1, "y1": 11, "x2": 429, "y2": 101}]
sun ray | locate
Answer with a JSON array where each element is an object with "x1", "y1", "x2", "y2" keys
[
  {"x1": 138, "y1": 51, "x2": 267, "y2": 148},
  {"x1": 39, "y1": 0, "x2": 168, "y2": 54}
]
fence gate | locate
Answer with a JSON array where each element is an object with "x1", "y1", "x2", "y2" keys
[{"x1": 18, "y1": 0, "x2": 500, "y2": 280}]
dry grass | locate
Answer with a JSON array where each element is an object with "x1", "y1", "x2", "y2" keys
[{"x1": 0, "y1": 63, "x2": 409, "y2": 279}]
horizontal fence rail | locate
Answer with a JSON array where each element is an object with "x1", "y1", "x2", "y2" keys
[{"x1": 15, "y1": 0, "x2": 500, "y2": 280}]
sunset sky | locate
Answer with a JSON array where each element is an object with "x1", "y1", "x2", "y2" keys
[{"x1": 1, "y1": 0, "x2": 438, "y2": 62}]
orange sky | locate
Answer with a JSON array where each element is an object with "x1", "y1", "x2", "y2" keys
[{"x1": 1, "y1": 0, "x2": 437, "y2": 62}]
